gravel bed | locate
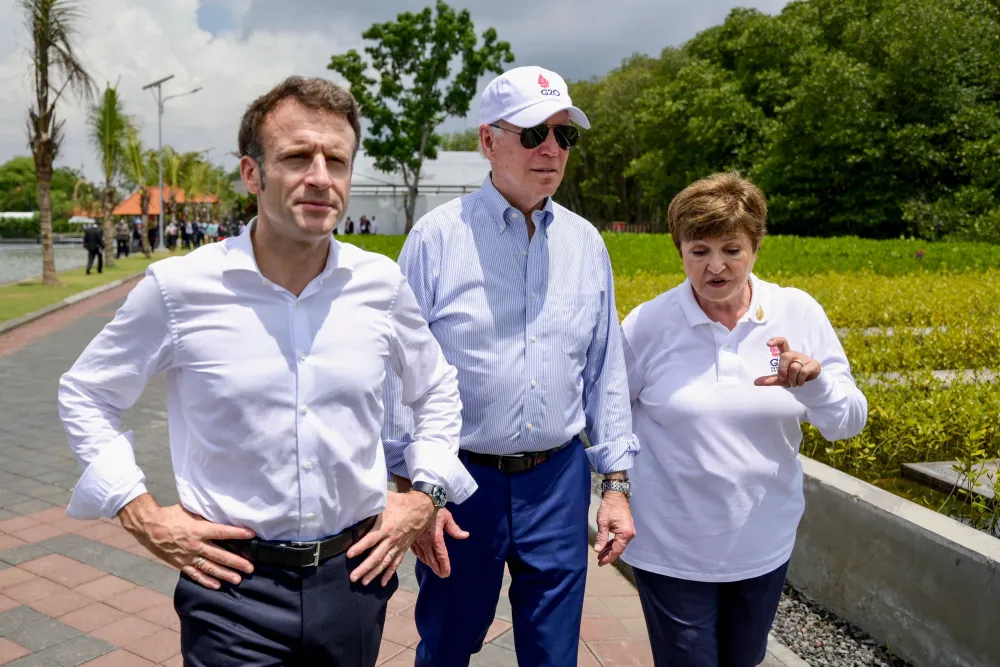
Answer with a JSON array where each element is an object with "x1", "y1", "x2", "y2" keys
[{"x1": 771, "y1": 586, "x2": 913, "y2": 667}]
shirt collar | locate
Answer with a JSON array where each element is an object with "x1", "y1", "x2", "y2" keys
[
  {"x1": 222, "y1": 217, "x2": 353, "y2": 279},
  {"x1": 478, "y1": 174, "x2": 555, "y2": 234},
  {"x1": 678, "y1": 273, "x2": 770, "y2": 328}
]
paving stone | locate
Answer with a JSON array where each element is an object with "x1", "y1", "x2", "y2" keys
[
  {"x1": 3, "y1": 578, "x2": 69, "y2": 605},
  {"x1": 35, "y1": 634, "x2": 115, "y2": 667},
  {"x1": 0, "y1": 606, "x2": 49, "y2": 637},
  {"x1": 76, "y1": 649, "x2": 158, "y2": 666},
  {"x1": 4, "y1": 653, "x2": 62, "y2": 667},
  {"x1": 72, "y1": 576, "x2": 136, "y2": 602},
  {"x1": 4, "y1": 617, "x2": 79, "y2": 652},
  {"x1": 0, "y1": 510, "x2": 18, "y2": 523},
  {"x1": 6, "y1": 501, "x2": 58, "y2": 517},
  {"x1": 57, "y1": 603, "x2": 127, "y2": 634},
  {"x1": 88, "y1": 616, "x2": 160, "y2": 648},
  {"x1": 0, "y1": 636, "x2": 32, "y2": 664},
  {"x1": 0, "y1": 569, "x2": 40, "y2": 591},
  {"x1": 121, "y1": 628, "x2": 180, "y2": 664},
  {"x1": 0, "y1": 518, "x2": 41, "y2": 535},
  {"x1": 10, "y1": 526, "x2": 65, "y2": 545},
  {"x1": 103, "y1": 588, "x2": 171, "y2": 615},
  {"x1": 19, "y1": 556, "x2": 105, "y2": 589},
  {"x1": 490, "y1": 626, "x2": 517, "y2": 651},
  {"x1": 0, "y1": 545, "x2": 53, "y2": 567},
  {"x1": 469, "y1": 643, "x2": 519, "y2": 667},
  {"x1": 0, "y1": 490, "x2": 35, "y2": 509}
]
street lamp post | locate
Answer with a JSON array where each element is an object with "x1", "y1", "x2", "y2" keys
[{"x1": 142, "y1": 75, "x2": 202, "y2": 249}]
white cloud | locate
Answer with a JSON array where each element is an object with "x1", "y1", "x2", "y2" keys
[{"x1": 0, "y1": 0, "x2": 360, "y2": 180}]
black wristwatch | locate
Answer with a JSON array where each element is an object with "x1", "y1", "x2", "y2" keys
[
  {"x1": 601, "y1": 478, "x2": 631, "y2": 498},
  {"x1": 411, "y1": 481, "x2": 448, "y2": 508}
]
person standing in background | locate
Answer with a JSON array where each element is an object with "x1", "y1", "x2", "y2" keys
[{"x1": 83, "y1": 223, "x2": 104, "y2": 274}]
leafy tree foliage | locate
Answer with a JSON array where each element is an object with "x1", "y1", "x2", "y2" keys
[{"x1": 559, "y1": 0, "x2": 1000, "y2": 241}]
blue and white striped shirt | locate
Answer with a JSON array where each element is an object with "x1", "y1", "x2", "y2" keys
[{"x1": 383, "y1": 176, "x2": 639, "y2": 477}]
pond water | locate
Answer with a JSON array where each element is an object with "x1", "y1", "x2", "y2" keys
[{"x1": 0, "y1": 244, "x2": 90, "y2": 284}]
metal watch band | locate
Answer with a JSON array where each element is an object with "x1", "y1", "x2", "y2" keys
[{"x1": 601, "y1": 479, "x2": 631, "y2": 498}]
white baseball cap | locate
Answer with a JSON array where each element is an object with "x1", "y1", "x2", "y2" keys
[{"x1": 478, "y1": 66, "x2": 591, "y2": 130}]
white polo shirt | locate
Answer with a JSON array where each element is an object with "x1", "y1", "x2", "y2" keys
[{"x1": 620, "y1": 274, "x2": 867, "y2": 582}]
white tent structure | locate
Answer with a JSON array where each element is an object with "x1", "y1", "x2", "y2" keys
[{"x1": 342, "y1": 151, "x2": 491, "y2": 235}]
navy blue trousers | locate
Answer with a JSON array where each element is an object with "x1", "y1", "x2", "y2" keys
[
  {"x1": 633, "y1": 561, "x2": 789, "y2": 667},
  {"x1": 174, "y1": 549, "x2": 397, "y2": 666},
  {"x1": 414, "y1": 439, "x2": 591, "y2": 667}
]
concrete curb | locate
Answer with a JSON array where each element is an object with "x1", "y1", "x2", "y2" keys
[
  {"x1": 587, "y1": 491, "x2": 810, "y2": 667},
  {"x1": 0, "y1": 270, "x2": 146, "y2": 336}
]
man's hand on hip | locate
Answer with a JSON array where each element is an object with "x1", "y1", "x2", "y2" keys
[
  {"x1": 118, "y1": 493, "x2": 256, "y2": 590},
  {"x1": 410, "y1": 507, "x2": 469, "y2": 578},
  {"x1": 594, "y1": 492, "x2": 636, "y2": 567},
  {"x1": 347, "y1": 489, "x2": 437, "y2": 587}
]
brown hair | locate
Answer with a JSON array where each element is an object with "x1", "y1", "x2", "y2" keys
[
  {"x1": 667, "y1": 172, "x2": 768, "y2": 253},
  {"x1": 237, "y1": 76, "x2": 362, "y2": 168}
]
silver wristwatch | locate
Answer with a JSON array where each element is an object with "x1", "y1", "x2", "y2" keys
[{"x1": 600, "y1": 478, "x2": 631, "y2": 498}]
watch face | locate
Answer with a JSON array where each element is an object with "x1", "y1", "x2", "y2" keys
[{"x1": 431, "y1": 486, "x2": 447, "y2": 507}]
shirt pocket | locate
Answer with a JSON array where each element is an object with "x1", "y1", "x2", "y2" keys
[{"x1": 549, "y1": 293, "x2": 602, "y2": 357}]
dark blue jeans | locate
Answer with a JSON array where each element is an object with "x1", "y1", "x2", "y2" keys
[
  {"x1": 633, "y1": 561, "x2": 789, "y2": 667},
  {"x1": 174, "y1": 548, "x2": 396, "y2": 666},
  {"x1": 414, "y1": 439, "x2": 591, "y2": 667}
]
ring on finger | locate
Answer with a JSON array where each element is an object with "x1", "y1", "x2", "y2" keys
[
  {"x1": 789, "y1": 359, "x2": 805, "y2": 368},
  {"x1": 194, "y1": 556, "x2": 206, "y2": 569}
]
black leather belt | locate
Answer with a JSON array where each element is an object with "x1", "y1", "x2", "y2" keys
[
  {"x1": 217, "y1": 516, "x2": 377, "y2": 568},
  {"x1": 462, "y1": 441, "x2": 571, "y2": 474}
]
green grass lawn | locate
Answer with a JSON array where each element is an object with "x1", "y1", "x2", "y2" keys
[{"x1": 0, "y1": 251, "x2": 181, "y2": 325}]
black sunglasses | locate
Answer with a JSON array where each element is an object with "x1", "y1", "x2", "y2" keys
[{"x1": 489, "y1": 122, "x2": 580, "y2": 150}]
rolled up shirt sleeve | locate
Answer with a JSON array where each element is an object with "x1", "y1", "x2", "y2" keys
[
  {"x1": 582, "y1": 245, "x2": 641, "y2": 474},
  {"x1": 58, "y1": 272, "x2": 175, "y2": 519},
  {"x1": 788, "y1": 297, "x2": 868, "y2": 441},
  {"x1": 387, "y1": 275, "x2": 477, "y2": 504}
]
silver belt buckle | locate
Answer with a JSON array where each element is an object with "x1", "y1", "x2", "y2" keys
[{"x1": 290, "y1": 541, "x2": 321, "y2": 567}]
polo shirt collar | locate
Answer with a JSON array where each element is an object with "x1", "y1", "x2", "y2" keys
[
  {"x1": 222, "y1": 217, "x2": 352, "y2": 279},
  {"x1": 479, "y1": 174, "x2": 554, "y2": 234},
  {"x1": 678, "y1": 273, "x2": 770, "y2": 328}
]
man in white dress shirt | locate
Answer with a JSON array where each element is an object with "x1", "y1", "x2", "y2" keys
[{"x1": 58, "y1": 75, "x2": 476, "y2": 667}]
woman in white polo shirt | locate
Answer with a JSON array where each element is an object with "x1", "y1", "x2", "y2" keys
[{"x1": 621, "y1": 172, "x2": 867, "y2": 667}]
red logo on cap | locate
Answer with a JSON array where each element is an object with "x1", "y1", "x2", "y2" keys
[{"x1": 538, "y1": 74, "x2": 549, "y2": 89}]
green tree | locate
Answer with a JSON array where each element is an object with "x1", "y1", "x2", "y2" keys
[
  {"x1": 439, "y1": 128, "x2": 481, "y2": 151},
  {"x1": 329, "y1": 0, "x2": 514, "y2": 231},
  {"x1": 20, "y1": 0, "x2": 95, "y2": 285},
  {"x1": 122, "y1": 125, "x2": 153, "y2": 257},
  {"x1": 88, "y1": 81, "x2": 129, "y2": 267}
]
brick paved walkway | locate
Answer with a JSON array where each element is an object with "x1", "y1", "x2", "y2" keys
[
  {"x1": 0, "y1": 287, "x2": 799, "y2": 667},
  {"x1": 0, "y1": 290, "x2": 657, "y2": 666}
]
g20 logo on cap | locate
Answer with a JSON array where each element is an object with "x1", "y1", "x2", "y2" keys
[{"x1": 538, "y1": 73, "x2": 561, "y2": 96}]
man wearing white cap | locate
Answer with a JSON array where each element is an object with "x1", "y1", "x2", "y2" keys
[{"x1": 382, "y1": 66, "x2": 639, "y2": 666}]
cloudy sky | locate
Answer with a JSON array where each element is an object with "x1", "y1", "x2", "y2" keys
[{"x1": 0, "y1": 0, "x2": 789, "y2": 181}]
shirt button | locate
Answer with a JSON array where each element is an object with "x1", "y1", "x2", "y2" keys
[
  {"x1": 522, "y1": 250, "x2": 528, "y2": 257},
  {"x1": 531, "y1": 292, "x2": 537, "y2": 299},
  {"x1": 527, "y1": 423, "x2": 533, "y2": 430},
  {"x1": 294, "y1": 302, "x2": 300, "y2": 309},
  {"x1": 306, "y1": 513, "x2": 315, "y2": 520},
  {"x1": 304, "y1": 461, "x2": 313, "y2": 470},
  {"x1": 299, "y1": 405, "x2": 309, "y2": 415},
  {"x1": 531, "y1": 380, "x2": 536, "y2": 388},
  {"x1": 299, "y1": 353, "x2": 307, "y2": 362},
  {"x1": 531, "y1": 335, "x2": 537, "y2": 343},
  {"x1": 723, "y1": 344, "x2": 730, "y2": 350}
]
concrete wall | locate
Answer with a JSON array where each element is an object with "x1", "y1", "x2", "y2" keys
[{"x1": 789, "y1": 456, "x2": 1000, "y2": 667}]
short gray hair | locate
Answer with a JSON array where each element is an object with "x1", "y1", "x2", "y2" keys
[{"x1": 478, "y1": 123, "x2": 505, "y2": 157}]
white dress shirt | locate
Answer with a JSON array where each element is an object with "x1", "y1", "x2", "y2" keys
[
  {"x1": 58, "y1": 221, "x2": 476, "y2": 541},
  {"x1": 620, "y1": 274, "x2": 867, "y2": 582}
]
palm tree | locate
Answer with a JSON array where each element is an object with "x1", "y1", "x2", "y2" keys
[
  {"x1": 123, "y1": 125, "x2": 152, "y2": 258},
  {"x1": 87, "y1": 81, "x2": 128, "y2": 268},
  {"x1": 21, "y1": 0, "x2": 95, "y2": 286}
]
